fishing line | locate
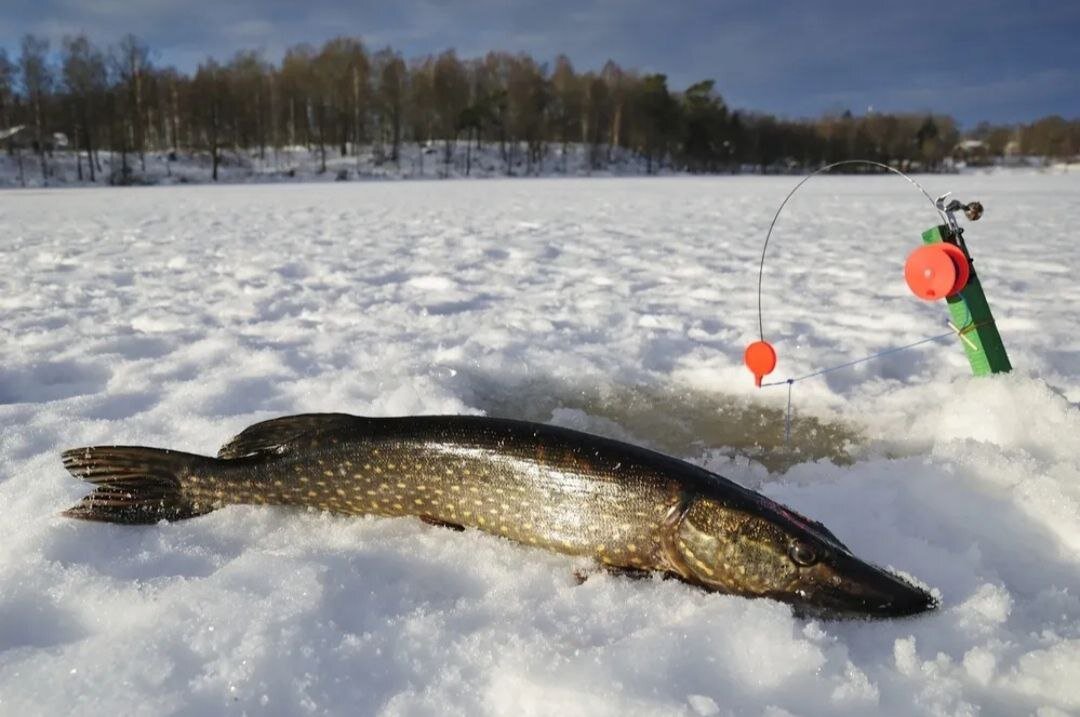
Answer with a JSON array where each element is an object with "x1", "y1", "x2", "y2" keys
[
  {"x1": 760, "y1": 292, "x2": 975, "y2": 388},
  {"x1": 756, "y1": 160, "x2": 946, "y2": 342},
  {"x1": 769, "y1": 327, "x2": 954, "y2": 450},
  {"x1": 784, "y1": 380, "x2": 793, "y2": 446},
  {"x1": 760, "y1": 323, "x2": 959, "y2": 387},
  {"x1": 765, "y1": 295, "x2": 980, "y2": 448}
]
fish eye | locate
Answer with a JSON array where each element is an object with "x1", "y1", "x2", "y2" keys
[{"x1": 788, "y1": 541, "x2": 818, "y2": 567}]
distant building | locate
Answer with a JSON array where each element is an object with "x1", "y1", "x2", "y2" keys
[
  {"x1": 0, "y1": 125, "x2": 26, "y2": 143},
  {"x1": 1, "y1": 126, "x2": 69, "y2": 153},
  {"x1": 952, "y1": 139, "x2": 990, "y2": 166}
]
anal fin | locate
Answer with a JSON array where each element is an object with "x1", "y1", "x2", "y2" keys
[{"x1": 419, "y1": 515, "x2": 466, "y2": 532}]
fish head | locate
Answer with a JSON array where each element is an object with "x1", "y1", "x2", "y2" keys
[{"x1": 673, "y1": 495, "x2": 937, "y2": 619}]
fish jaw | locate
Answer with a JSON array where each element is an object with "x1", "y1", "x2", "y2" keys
[
  {"x1": 786, "y1": 553, "x2": 939, "y2": 619},
  {"x1": 670, "y1": 493, "x2": 937, "y2": 619}
]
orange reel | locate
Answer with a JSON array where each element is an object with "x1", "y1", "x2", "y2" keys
[{"x1": 904, "y1": 243, "x2": 970, "y2": 300}]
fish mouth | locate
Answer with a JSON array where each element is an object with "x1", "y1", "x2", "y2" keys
[{"x1": 785, "y1": 558, "x2": 939, "y2": 620}]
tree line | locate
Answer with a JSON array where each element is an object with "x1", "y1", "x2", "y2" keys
[{"x1": 1, "y1": 33, "x2": 1077, "y2": 184}]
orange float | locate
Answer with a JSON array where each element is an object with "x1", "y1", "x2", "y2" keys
[{"x1": 744, "y1": 340, "x2": 777, "y2": 387}]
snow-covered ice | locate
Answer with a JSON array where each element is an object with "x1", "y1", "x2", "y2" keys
[{"x1": 1, "y1": 175, "x2": 1079, "y2": 716}]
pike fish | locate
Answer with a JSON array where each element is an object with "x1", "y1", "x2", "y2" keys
[{"x1": 61, "y1": 414, "x2": 937, "y2": 618}]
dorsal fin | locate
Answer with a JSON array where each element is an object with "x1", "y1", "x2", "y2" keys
[{"x1": 217, "y1": 413, "x2": 364, "y2": 459}]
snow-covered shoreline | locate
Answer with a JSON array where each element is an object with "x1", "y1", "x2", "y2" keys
[
  {"x1": 2, "y1": 175, "x2": 1079, "y2": 715},
  {"x1": 0, "y1": 144, "x2": 675, "y2": 189},
  {"x1": 2, "y1": 143, "x2": 1071, "y2": 190}
]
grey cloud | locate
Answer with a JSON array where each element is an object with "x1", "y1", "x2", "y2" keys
[{"x1": 1, "y1": 0, "x2": 1077, "y2": 123}]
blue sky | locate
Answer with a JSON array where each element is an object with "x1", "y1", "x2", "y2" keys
[{"x1": 2, "y1": 0, "x2": 1077, "y2": 126}]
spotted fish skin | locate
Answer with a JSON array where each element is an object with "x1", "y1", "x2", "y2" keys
[
  {"x1": 66, "y1": 415, "x2": 704, "y2": 572},
  {"x1": 61, "y1": 413, "x2": 939, "y2": 618}
]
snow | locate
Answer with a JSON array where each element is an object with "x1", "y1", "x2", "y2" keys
[{"x1": 2, "y1": 173, "x2": 1079, "y2": 716}]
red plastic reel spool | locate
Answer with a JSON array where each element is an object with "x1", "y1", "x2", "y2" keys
[
  {"x1": 939, "y1": 244, "x2": 970, "y2": 296},
  {"x1": 744, "y1": 340, "x2": 777, "y2": 387},
  {"x1": 904, "y1": 244, "x2": 970, "y2": 300}
]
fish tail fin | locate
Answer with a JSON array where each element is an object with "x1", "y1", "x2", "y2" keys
[{"x1": 61, "y1": 446, "x2": 217, "y2": 524}]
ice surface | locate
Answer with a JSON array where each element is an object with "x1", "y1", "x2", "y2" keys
[{"x1": 1, "y1": 174, "x2": 1079, "y2": 715}]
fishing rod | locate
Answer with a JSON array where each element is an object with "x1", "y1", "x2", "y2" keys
[{"x1": 744, "y1": 160, "x2": 1011, "y2": 388}]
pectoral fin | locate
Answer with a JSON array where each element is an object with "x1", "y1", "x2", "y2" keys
[{"x1": 573, "y1": 562, "x2": 655, "y2": 585}]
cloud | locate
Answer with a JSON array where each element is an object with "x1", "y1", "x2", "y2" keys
[{"x1": 1, "y1": 0, "x2": 1077, "y2": 124}]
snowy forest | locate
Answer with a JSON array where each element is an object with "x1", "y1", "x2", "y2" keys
[{"x1": 2, "y1": 33, "x2": 1078, "y2": 184}]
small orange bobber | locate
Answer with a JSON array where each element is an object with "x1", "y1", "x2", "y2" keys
[
  {"x1": 904, "y1": 243, "x2": 970, "y2": 300},
  {"x1": 744, "y1": 340, "x2": 777, "y2": 387}
]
